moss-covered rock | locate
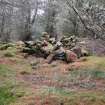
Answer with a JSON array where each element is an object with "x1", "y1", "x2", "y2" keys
[{"x1": 0, "y1": 43, "x2": 15, "y2": 50}]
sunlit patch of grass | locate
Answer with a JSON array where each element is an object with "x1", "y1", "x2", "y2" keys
[{"x1": 76, "y1": 56, "x2": 105, "y2": 70}]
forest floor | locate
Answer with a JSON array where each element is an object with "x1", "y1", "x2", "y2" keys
[{"x1": 1, "y1": 41, "x2": 105, "y2": 105}]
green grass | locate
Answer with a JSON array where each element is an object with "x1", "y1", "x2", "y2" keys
[
  {"x1": 0, "y1": 64, "x2": 27, "y2": 105},
  {"x1": 0, "y1": 65, "x2": 18, "y2": 105},
  {"x1": 0, "y1": 85, "x2": 16, "y2": 105}
]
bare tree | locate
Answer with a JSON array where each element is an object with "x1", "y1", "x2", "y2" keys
[
  {"x1": 43, "y1": 0, "x2": 58, "y2": 38},
  {"x1": 0, "y1": 0, "x2": 13, "y2": 41},
  {"x1": 0, "y1": 0, "x2": 105, "y2": 41},
  {"x1": 0, "y1": 0, "x2": 40, "y2": 41},
  {"x1": 15, "y1": 0, "x2": 39, "y2": 41},
  {"x1": 65, "y1": 0, "x2": 105, "y2": 39}
]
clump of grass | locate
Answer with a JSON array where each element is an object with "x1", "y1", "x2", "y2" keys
[
  {"x1": 30, "y1": 61, "x2": 40, "y2": 70},
  {"x1": 4, "y1": 51, "x2": 15, "y2": 57},
  {"x1": 20, "y1": 71, "x2": 30, "y2": 75},
  {"x1": 15, "y1": 92, "x2": 25, "y2": 98}
]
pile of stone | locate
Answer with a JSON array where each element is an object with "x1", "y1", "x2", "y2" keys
[
  {"x1": 22, "y1": 32, "x2": 55, "y2": 58},
  {"x1": 21, "y1": 32, "x2": 90, "y2": 64},
  {"x1": 61, "y1": 35, "x2": 78, "y2": 49},
  {"x1": 0, "y1": 32, "x2": 89, "y2": 63}
]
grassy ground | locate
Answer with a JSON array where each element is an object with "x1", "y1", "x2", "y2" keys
[
  {"x1": 1, "y1": 46, "x2": 105, "y2": 105},
  {"x1": 0, "y1": 85, "x2": 16, "y2": 105},
  {"x1": 0, "y1": 64, "x2": 16, "y2": 105}
]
